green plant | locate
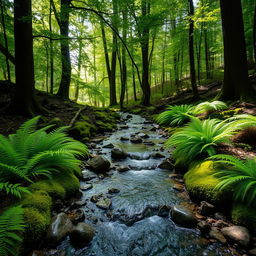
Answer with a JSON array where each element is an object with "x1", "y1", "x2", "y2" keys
[
  {"x1": 156, "y1": 104, "x2": 195, "y2": 126},
  {"x1": 0, "y1": 182, "x2": 30, "y2": 199},
  {"x1": 0, "y1": 206, "x2": 25, "y2": 256},
  {"x1": 229, "y1": 114, "x2": 256, "y2": 127},
  {"x1": 194, "y1": 101, "x2": 227, "y2": 115},
  {"x1": 165, "y1": 117, "x2": 243, "y2": 164},
  {"x1": 0, "y1": 116, "x2": 88, "y2": 184},
  {"x1": 209, "y1": 154, "x2": 256, "y2": 206}
]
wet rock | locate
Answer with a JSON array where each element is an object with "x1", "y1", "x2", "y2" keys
[
  {"x1": 91, "y1": 194, "x2": 103, "y2": 203},
  {"x1": 87, "y1": 156, "x2": 111, "y2": 173},
  {"x1": 111, "y1": 148, "x2": 127, "y2": 159},
  {"x1": 96, "y1": 197, "x2": 112, "y2": 210},
  {"x1": 248, "y1": 248, "x2": 256, "y2": 256},
  {"x1": 199, "y1": 201, "x2": 215, "y2": 216},
  {"x1": 81, "y1": 172, "x2": 97, "y2": 181},
  {"x1": 221, "y1": 226, "x2": 250, "y2": 247},
  {"x1": 170, "y1": 206, "x2": 198, "y2": 228},
  {"x1": 127, "y1": 114, "x2": 133, "y2": 118},
  {"x1": 68, "y1": 209, "x2": 85, "y2": 224},
  {"x1": 120, "y1": 136, "x2": 129, "y2": 141},
  {"x1": 198, "y1": 220, "x2": 211, "y2": 235},
  {"x1": 144, "y1": 141, "x2": 155, "y2": 146},
  {"x1": 151, "y1": 152, "x2": 165, "y2": 159},
  {"x1": 108, "y1": 188, "x2": 120, "y2": 194},
  {"x1": 46, "y1": 213, "x2": 73, "y2": 246},
  {"x1": 103, "y1": 143, "x2": 114, "y2": 149},
  {"x1": 138, "y1": 133, "x2": 149, "y2": 139},
  {"x1": 130, "y1": 136, "x2": 143, "y2": 143},
  {"x1": 158, "y1": 159, "x2": 174, "y2": 170},
  {"x1": 117, "y1": 165, "x2": 130, "y2": 172},
  {"x1": 74, "y1": 200, "x2": 87, "y2": 207},
  {"x1": 214, "y1": 212, "x2": 227, "y2": 221},
  {"x1": 173, "y1": 183, "x2": 184, "y2": 192},
  {"x1": 80, "y1": 183, "x2": 93, "y2": 191},
  {"x1": 209, "y1": 227, "x2": 227, "y2": 244},
  {"x1": 120, "y1": 125, "x2": 129, "y2": 129},
  {"x1": 158, "y1": 205, "x2": 172, "y2": 217},
  {"x1": 69, "y1": 222, "x2": 95, "y2": 248},
  {"x1": 212, "y1": 220, "x2": 228, "y2": 228}
]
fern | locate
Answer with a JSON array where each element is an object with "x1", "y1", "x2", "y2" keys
[
  {"x1": 0, "y1": 116, "x2": 89, "y2": 184},
  {"x1": 0, "y1": 182, "x2": 30, "y2": 199},
  {"x1": 209, "y1": 154, "x2": 256, "y2": 206},
  {"x1": 156, "y1": 104, "x2": 195, "y2": 127},
  {"x1": 194, "y1": 101, "x2": 227, "y2": 115},
  {"x1": 165, "y1": 117, "x2": 244, "y2": 164},
  {"x1": 0, "y1": 206, "x2": 25, "y2": 256}
]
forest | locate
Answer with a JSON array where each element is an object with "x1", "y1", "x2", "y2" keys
[{"x1": 0, "y1": 0, "x2": 256, "y2": 255}]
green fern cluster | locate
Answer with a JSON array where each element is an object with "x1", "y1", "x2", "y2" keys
[
  {"x1": 194, "y1": 101, "x2": 227, "y2": 115},
  {"x1": 0, "y1": 116, "x2": 88, "y2": 197},
  {"x1": 209, "y1": 154, "x2": 256, "y2": 206},
  {"x1": 165, "y1": 117, "x2": 243, "y2": 164}
]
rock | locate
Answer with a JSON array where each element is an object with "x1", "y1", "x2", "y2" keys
[
  {"x1": 91, "y1": 194, "x2": 103, "y2": 203},
  {"x1": 96, "y1": 197, "x2": 112, "y2": 210},
  {"x1": 170, "y1": 206, "x2": 198, "y2": 228},
  {"x1": 198, "y1": 221, "x2": 211, "y2": 235},
  {"x1": 158, "y1": 205, "x2": 172, "y2": 217},
  {"x1": 127, "y1": 114, "x2": 133, "y2": 118},
  {"x1": 214, "y1": 212, "x2": 227, "y2": 221},
  {"x1": 80, "y1": 184, "x2": 93, "y2": 191},
  {"x1": 248, "y1": 248, "x2": 256, "y2": 256},
  {"x1": 209, "y1": 227, "x2": 227, "y2": 244},
  {"x1": 81, "y1": 171, "x2": 97, "y2": 181},
  {"x1": 158, "y1": 159, "x2": 174, "y2": 170},
  {"x1": 74, "y1": 200, "x2": 87, "y2": 207},
  {"x1": 46, "y1": 213, "x2": 73, "y2": 246},
  {"x1": 173, "y1": 183, "x2": 184, "y2": 192},
  {"x1": 212, "y1": 220, "x2": 228, "y2": 228},
  {"x1": 29, "y1": 251, "x2": 45, "y2": 256},
  {"x1": 138, "y1": 133, "x2": 149, "y2": 139},
  {"x1": 69, "y1": 222, "x2": 95, "y2": 248},
  {"x1": 130, "y1": 136, "x2": 143, "y2": 143},
  {"x1": 68, "y1": 209, "x2": 85, "y2": 224},
  {"x1": 221, "y1": 226, "x2": 250, "y2": 247},
  {"x1": 199, "y1": 201, "x2": 215, "y2": 216},
  {"x1": 108, "y1": 188, "x2": 120, "y2": 194},
  {"x1": 144, "y1": 141, "x2": 155, "y2": 146},
  {"x1": 151, "y1": 152, "x2": 165, "y2": 159},
  {"x1": 111, "y1": 148, "x2": 127, "y2": 159},
  {"x1": 117, "y1": 165, "x2": 130, "y2": 172},
  {"x1": 103, "y1": 143, "x2": 114, "y2": 149},
  {"x1": 87, "y1": 156, "x2": 111, "y2": 173},
  {"x1": 120, "y1": 136, "x2": 129, "y2": 141},
  {"x1": 120, "y1": 125, "x2": 129, "y2": 129}
]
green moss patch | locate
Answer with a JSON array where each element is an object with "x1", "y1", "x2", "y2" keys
[
  {"x1": 69, "y1": 121, "x2": 97, "y2": 140},
  {"x1": 231, "y1": 203, "x2": 256, "y2": 231},
  {"x1": 209, "y1": 108, "x2": 243, "y2": 120}
]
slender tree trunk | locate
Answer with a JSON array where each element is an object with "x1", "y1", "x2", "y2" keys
[
  {"x1": 188, "y1": 0, "x2": 199, "y2": 98},
  {"x1": 253, "y1": 3, "x2": 256, "y2": 65},
  {"x1": 49, "y1": 0, "x2": 54, "y2": 94},
  {"x1": 56, "y1": 0, "x2": 71, "y2": 100},
  {"x1": 0, "y1": 0, "x2": 11, "y2": 81},
  {"x1": 219, "y1": 0, "x2": 254, "y2": 100},
  {"x1": 75, "y1": 40, "x2": 82, "y2": 102}
]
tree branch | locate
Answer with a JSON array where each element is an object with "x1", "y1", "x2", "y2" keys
[
  {"x1": 32, "y1": 35, "x2": 98, "y2": 41},
  {"x1": 0, "y1": 42, "x2": 15, "y2": 64}
]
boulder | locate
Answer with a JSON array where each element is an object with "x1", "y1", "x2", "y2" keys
[
  {"x1": 221, "y1": 226, "x2": 250, "y2": 247},
  {"x1": 130, "y1": 136, "x2": 143, "y2": 143},
  {"x1": 69, "y1": 222, "x2": 95, "y2": 248},
  {"x1": 111, "y1": 148, "x2": 127, "y2": 159},
  {"x1": 158, "y1": 159, "x2": 174, "y2": 170},
  {"x1": 46, "y1": 213, "x2": 73, "y2": 246},
  {"x1": 117, "y1": 165, "x2": 130, "y2": 172},
  {"x1": 87, "y1": 156, "x2": 111, "y2": 173},
  {"x1": 199, "y1": 201, "x2": 215, "y2": 216},
  {"x1": 158, "y1": 205, "x2": 172, "y2": 217},
  {"x1": 96, "y1": 197, "x2": 112, "y2": 210},
  {"x1": 209, "y1": 227, "x2": 227, "y2": 244},
  {"x1": 170, "y1": 206, "x2": 198, "y2": 228}
]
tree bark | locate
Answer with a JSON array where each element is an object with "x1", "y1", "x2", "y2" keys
[
  {"x1": 49, "y1": 0, "x2": 54, "y2": 94},
  {"x1": 219, "y1": 0, "x2": 255, "y2": 100},
  {"x1": 253, "y1": 3, "x2": 256, "y2": 65}
]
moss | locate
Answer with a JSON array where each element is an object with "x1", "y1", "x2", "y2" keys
[
  {"x1": 231, "y1": 203, "x2": 256, "y2": 231},
  {"x1": 23, "y1": 207, "x2": 51, "y2": 246},
  {"x1": 69, "y1": 121, "x2": 97, "y2": 140},
  {"x1": 209, "y1": 108, "x2": 243, "y2": 120},
  {"x1": 132, "y1": 108, "x2": 143, "y2": 114},
  {"x1": 29, "y1": 179, "x2": 66, "y2": 199},
  {"x1": 21, "y1": 190, "x2": 52, "y2": 213},
  {"x1": 54, "y1": 172, "x2": 80, "y2": 198},
  {"x1": 184, "y1": 161, "x2": 230, "y2": 206},
  {"x1": 95, "y1": 120, "x2": 115, "y2": 132}
]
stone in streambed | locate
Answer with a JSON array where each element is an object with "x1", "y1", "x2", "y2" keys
[
  {"x1": 69, "y1": 222, "x2": 95, "y2": 248},
  {"x1": 80, "y1": 183, "x2": 93, "y2": 191},
  {"x1": 96, "y1": 197, "x2": 112, "y2": 210},
  {"x1": 120, "y1": 136, "x2": 129, "y2": 141},
  {"x1": 151, "y1": 152, "x2": 165, "y2": 159},
  {"x1": 158, "y1": 158, "x2": 174, "y2": 170},
  {"x1": 199, "y1": 201, "x2": 215, "y2": 216},
  {"x1": 87, "y1": 156, "x2": 111, "y2": 173},
  {"x1": 103, "y1": 143, "x2": 114, "y2": 148},
  {"x1": 198, "y1": 220, "x2": 211, "y2": 235},
  {"x1": 117, "y1": 165, "x2": 130, "y2": 172},
  {"x1": 221, "y1": 226, "x2": 250, "y2": 247},
  {"x1": 170, "y1": 205, "x2": 198, "y2": 228},
  {"x1": 111, "y1": 148, "x2": 127, "y2": 159},
  {"x1": 138, "y1": 133, "x2": 149, "y2": 139},
  {"x1": 130, "y1": 136, "x2": 143, "y2": 143},
  {"x1": 46, "y1": 213, "x2": 73, "y2": 246},
  {"x1": 209, "y1": 227, "x2": 227, "y2": 244},
  {"x1": 68, "y1": 208, "x2": 85, "y2": 224},
  {"x1": 108, "y1": 188, "x2": 120, "y2": 194}
]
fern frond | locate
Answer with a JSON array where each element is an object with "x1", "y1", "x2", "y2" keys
[{"x1": 194, "y1": 101, "x2": 227, "y2": 114}]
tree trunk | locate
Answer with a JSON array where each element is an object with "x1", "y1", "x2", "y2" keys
[
  {"x1": 49, "y1": 0, "x2": 54, "y2": 94},
  {"x1": 253, "y1": 3, "x2": 256, "y2": 65},
  {"x1": 11, "y1": 0, "x2": 38, "y2": 115},
  {"x1": 188, "y1": 0, "x2": 199, "y2": 98},
  {"x1": 219, "y1": 0, "x2": 254, "y2": 100},
  {"x1": 56, "y1": 0, "x2": 71, "y2": 100}
]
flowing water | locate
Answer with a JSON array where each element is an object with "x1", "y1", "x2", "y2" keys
[{"x1": 55, "y1": 113, "x2": 236, "y2": 256}]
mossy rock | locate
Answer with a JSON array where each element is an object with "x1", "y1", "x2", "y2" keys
[
  {"x1": 132, "y1": 108, "x2": 143, "y2": 114},
  {"x1": 209, "y1": 108, "x2": 243, "y2": 120},
  {"x1": 29, "y1": 180, "x2": 66, "y2": 199},
  {"x1": 23, "y1": 207, "x2": 51, "y2": 247},
  {"x1": 184, "y1": 161, "x2": 230, "y2": 207},
  {"x1": 95, "y1": 111, "x2": 115, "y2": 122},
  {"x1": 231, "y1": 203, "x2": 256, "y2": 231},
  {"x1": 95, "y1": 120, "x2": 115, "y2": 132},
  {"x1": 54, "y1": 173, "x2": 80, "y2": 198},
  {"x1": 21, "y1": 190, "x2": 52, "y2": 213},
  {"x1": 69, "y1": 121, "x2": 97, "y2": 140}
]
